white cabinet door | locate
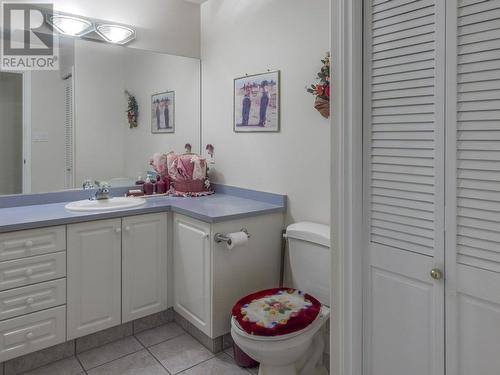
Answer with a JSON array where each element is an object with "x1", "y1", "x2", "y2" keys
[
  {"x1": 363, "y1": 0, "x2": 446, "y2": 374},
  {"x1": 122, "y1": 213, "x2": 167, "y2": 323},
  {"x1": 67, "y1": 219, "x2": 122, "y2": 340},
  {"x1": 173, "y1": 214, "x2": 211, "y2": 337}
]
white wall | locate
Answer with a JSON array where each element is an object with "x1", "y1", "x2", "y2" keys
[
  {"x1": 0, "y1": 73, "x2": 23, "y2": 195},
  {"x1": 123, "y1": 49, "x2": 200, "y2": 179},
  {"x1": 30, "y1": 71, "x2": 67, "y2": 193},
  {"x1": 50, "y1": 0, "x2": 201, "y2": 58},
  {"x1": 201, "y1": 0, "x2": 331, "y2": 225}
]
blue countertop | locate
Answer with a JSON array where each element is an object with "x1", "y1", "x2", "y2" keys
[{"x1": 0, "y1": 187, "x2": 286, "y2": 233}]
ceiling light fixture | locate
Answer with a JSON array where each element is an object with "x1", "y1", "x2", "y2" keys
[
  {"x1": 47, "y1": 15, "x2": 93, "y2": 37},
  {"x1": 95, "y1": 24, "x2": 136, "y2": 45}
]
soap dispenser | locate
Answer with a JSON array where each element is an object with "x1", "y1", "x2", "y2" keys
[
  {"x1": 156, "y1": 175, "x2": 166, "y2": 194},
  {"x1": 143, "y1": 177, "x2": 154, "y2": 195}
]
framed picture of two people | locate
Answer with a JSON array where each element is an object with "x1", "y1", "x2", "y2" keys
[
  {"x1": 151, "y1": 91, "x2": 175, "y2": 134},
  {"x1": 234, "y1": 70, "x2": 280, "y2": 132}
]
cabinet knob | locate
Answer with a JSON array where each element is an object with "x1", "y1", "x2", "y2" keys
[
  {"x1": 204, "y1": 233, "x2": 210, "y2": 239},
  {"x1": 430, "y1": 268, "x2": 443, "y2": 280},
  {"x1": 124, "y1": 226, "x2": 131, "y2": 232},
  {"x1": 25, "y1": 240, "x2": 33, "y2": 248},
  {"x1": 115, "y1": 228, "x2": 121, "y2": 233},
  {"x1": 26, "y1": 332, "x2": 34, "y2": 340},
  {"x1": 26, "y1": 297, "x2": 34, "y2": 305},
  {"x1": 25, "y1": 268, "x2": 33, "y2": 276}
]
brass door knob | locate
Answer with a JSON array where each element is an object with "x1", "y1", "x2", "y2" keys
[{"x1": 430, "y1": 268, "x2": 443, "y2": 280}]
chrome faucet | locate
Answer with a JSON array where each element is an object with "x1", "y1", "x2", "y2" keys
[
  {"x1": 93, "y1": 181, "x2": 111, "y2": 200},
  {"x1": 82, "y1": 180, "x2": 94, "y2": 190}
]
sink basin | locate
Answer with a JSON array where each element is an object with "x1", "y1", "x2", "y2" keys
[{"x1": 65, "y1": 197, "x2": 146, "y2": 212}]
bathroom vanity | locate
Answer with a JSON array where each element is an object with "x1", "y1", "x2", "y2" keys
[{"x1": 0, "y1": 187, "x2": 285, "y2": 363}]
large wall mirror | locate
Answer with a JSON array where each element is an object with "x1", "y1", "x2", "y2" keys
[{"x1": 0, "y1": 37, "x2": 201, "y2": 196}]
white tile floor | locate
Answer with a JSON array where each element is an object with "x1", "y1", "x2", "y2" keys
[{"x1": 21, "y1": 322, "x2": 259, "y2": 375}]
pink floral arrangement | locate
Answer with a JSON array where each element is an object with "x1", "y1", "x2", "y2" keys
[{"x1": 149, "y1": 153, "x2": 168, "y2": 176}]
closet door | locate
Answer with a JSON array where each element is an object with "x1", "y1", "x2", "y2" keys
[
  {"x1": 363, "y1": 0, "x2": 446, "y2": 374},
  {"x1": 445, "y1": 1, "x2": 500, "y2": 374}
]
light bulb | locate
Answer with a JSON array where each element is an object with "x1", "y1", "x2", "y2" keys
[
  {"x1": 48, "y1": 15, "x2": 93, "y2": 36},
  {"x1": 95, "y1": 24, "x2": 135, "y2": 44}
]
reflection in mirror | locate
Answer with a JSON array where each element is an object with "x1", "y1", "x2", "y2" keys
[
  {"x1": 0, "y1": 72, "x2": 23, "y2": 195},
  {"x1": 0, "y1": 36, "x2": 201, "y2": 196}
]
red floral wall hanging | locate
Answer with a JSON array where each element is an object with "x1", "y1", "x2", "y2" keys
[
  {"x1": 307, "y1": 52, "x2": 330, "y2": 119},
  {"x1": 125, "y1": 90, "x2": 139, "y2": 128}
]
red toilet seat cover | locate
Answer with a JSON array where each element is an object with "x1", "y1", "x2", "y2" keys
[{"x1": 232, "y1": 288, "x2": 322, "y2": 337}]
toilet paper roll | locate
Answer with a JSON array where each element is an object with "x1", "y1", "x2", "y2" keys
[{"x1": 226, "y1": 231, "x2": 248, "y2": 250}]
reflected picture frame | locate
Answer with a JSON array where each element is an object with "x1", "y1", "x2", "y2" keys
[{"x1": 151, "y1": 91, "x2": 175, "y2": 134}]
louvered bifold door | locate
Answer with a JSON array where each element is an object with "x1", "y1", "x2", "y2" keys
[
  {"x1": 363, "y1": 0, "x2": 445, "y2": 374},
  {"x1": 445, "y1": 1, "x2": 500, "y2": 374}
]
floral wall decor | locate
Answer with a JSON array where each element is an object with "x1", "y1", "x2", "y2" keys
[
  {"x1": 125, "y1": 90, "x2": 139, "y2": 128},
  {"x1": 205, "y1": 144, "x2": 215, "y2": 164},
  {"x1": 307, "y1": 52, "x2": 330, "y2": 119}
]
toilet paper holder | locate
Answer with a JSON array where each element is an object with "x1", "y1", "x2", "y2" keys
[{"x1": 214, "y1": 228, "x2": 251, "y2": 245}]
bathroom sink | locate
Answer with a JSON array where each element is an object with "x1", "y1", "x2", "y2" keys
[{"x1": 65, "y1": 197, "x2": 146, "y2": 212}]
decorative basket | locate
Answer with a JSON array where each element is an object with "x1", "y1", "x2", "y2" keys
[
  {"x1": 314, "y1": 97, "x2": 330, "y2": 119},
  {"x1": 173, "y1": 179, "x2": 205, "y2": 193}
]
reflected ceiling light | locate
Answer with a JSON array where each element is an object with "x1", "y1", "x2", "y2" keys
[
  {"x1": 47, "y1": 15, "x2": 93, "y2": 36},
  {"x1": 95, "y1": 24, "x2": 136, "y2": 45}
]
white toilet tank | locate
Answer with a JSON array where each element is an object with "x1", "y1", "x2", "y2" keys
[{"x1": 286, "y1": 222, "x2": 330, "y2": 306}]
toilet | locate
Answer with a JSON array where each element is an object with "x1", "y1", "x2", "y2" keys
[{"x1": 231, "y1": 222, "x2": 330, "y2": 375}]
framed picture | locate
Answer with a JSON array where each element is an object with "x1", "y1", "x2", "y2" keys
[
  {"x1": 151, "y1": 91, "x2": 175, "y2": 133},
  {"x1": 234, "y1": 70, "x2": 280, "y2": 132}
]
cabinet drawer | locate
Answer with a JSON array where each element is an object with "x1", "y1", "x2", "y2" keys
[
  {"x1": 0, "y1": 252, "x2": 66, "y2": 291},
  {"x1": 0, "y1": 226, "x2": 66, "y2": 262},
  {"x1": 0, "y1": 279, "x2": 66, "y2": 321},
  {"x1": 0, "y1": 306, "x2": 66, "y2": 362}
]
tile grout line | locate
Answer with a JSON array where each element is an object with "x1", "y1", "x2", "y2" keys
[
  {"x1": 133, "y1": 326, "x2": 186, "y2": 348},
  {"x1": 11, "y1": 323, "x2": 255, "y2": 375},
  {"x1": 78, "y1": 337, "x2": 144, "y2": 372},
  {"x1": 133, "y1": 335, "x2": 171, "y2": 374},
  {"x1": 143, "y1": 345, "x2": 173, "y2": 375},
  {"x1": 8, "y1": 354, "x2": 85, "y2": 375},
  {"x1": 74, "y1": 354, "x2": 87, "y2": 375},
  {"x1": 75, "y1": 322, "x2": 185, "y2": 374},
  {"x1": 140, "y1": 327, "x2": 218, "y2": 375},
  {"x1": 79, "y1": 323, "x2": 196, "y2": 375},
  {"x1": 138, "y1": 326, "x2": 194, "y2": 375},
  {"x1": 167, "y1": 352, "x2": 217, "y2": 375}
]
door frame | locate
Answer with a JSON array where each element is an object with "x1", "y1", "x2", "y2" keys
[
  {"x1": 330, "y1": 0, "x2": 364, "y2": 374},
  {"x1": 22, "y1": 71, "x2": 32, "y2": 194}
]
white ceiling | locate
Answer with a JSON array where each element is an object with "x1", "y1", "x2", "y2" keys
[{"x1": 183, "y1": 0, "x2": 208, "y2": 4}]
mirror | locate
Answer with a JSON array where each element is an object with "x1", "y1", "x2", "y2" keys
[{"x1": 0, "y1": 37, "x2": 201, "y2": 196}]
